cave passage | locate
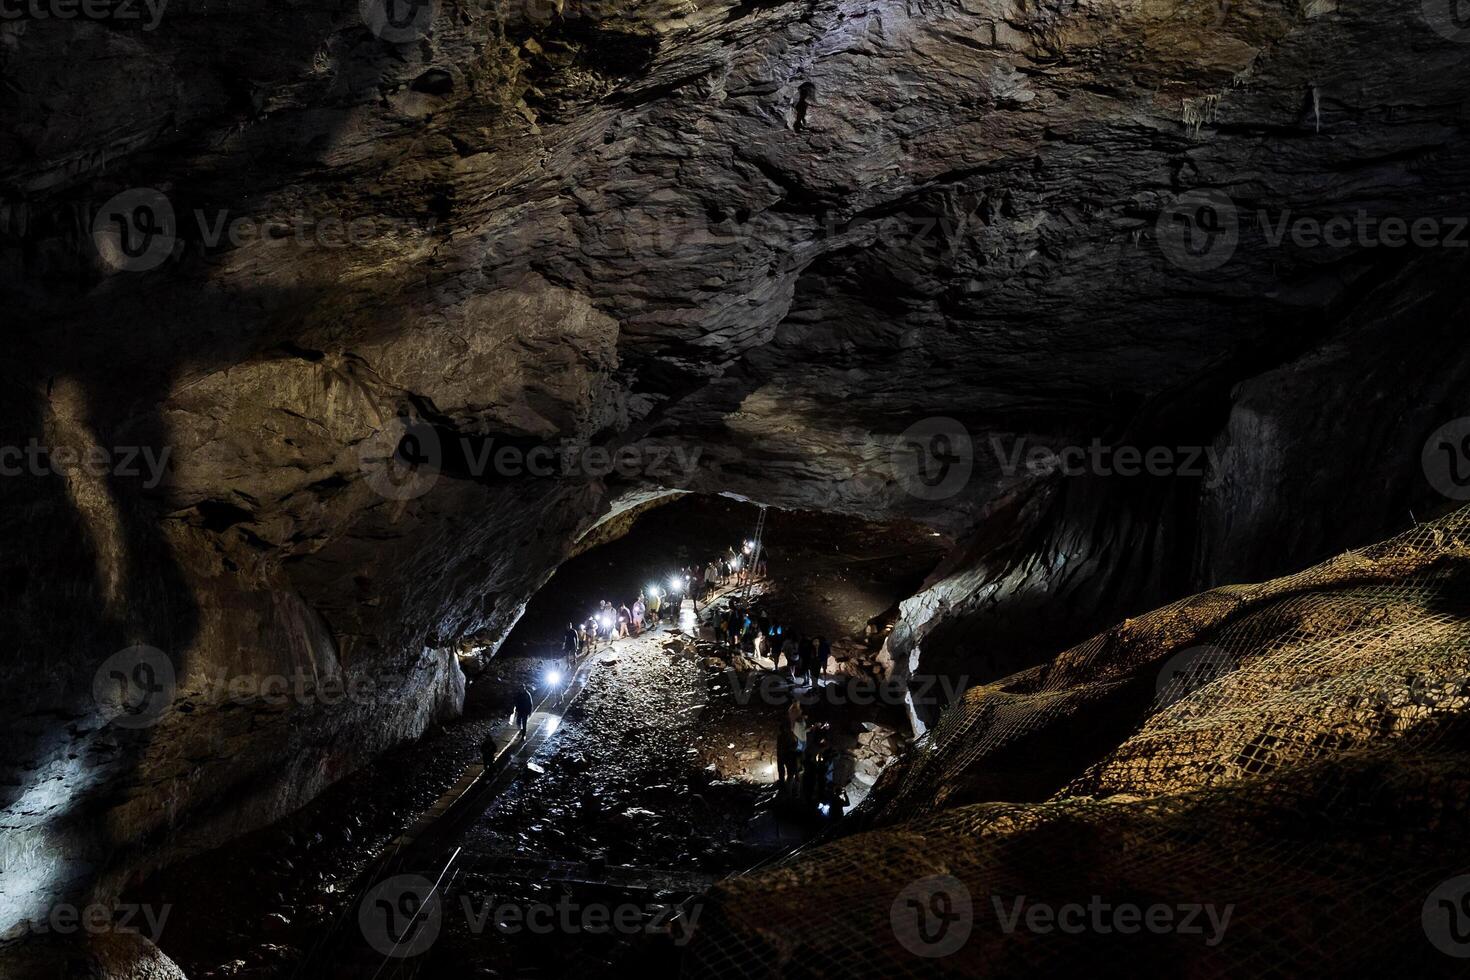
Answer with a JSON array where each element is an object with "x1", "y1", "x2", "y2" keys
[
  {"x1": 7, "y1": 0, "x2": 1470, "y2": 974},
  {"x1": 122, "y1": 495, "x2": 945, "y2": 977}
]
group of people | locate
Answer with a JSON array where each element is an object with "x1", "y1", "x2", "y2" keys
[
  {"x1": 717, "y1": 598, "x2": 833, "y2": 685},
  {"x1": 677, "y1": 543, "x2": 768, "y2": 606},
  {"x1": 526, "y1": 536, "x2": 855, "y2": 818},
  {"x1": 563, "y1": 588, "x2": 669, "y2": 662},
  {"x1": 776, "y1": 699, "x2": 850, "y2": 817},
  {"x1": 559, "y1": 540, "x2": 769, "y2": 668},
  {"x1": 709, "y1": 593, "x2": 851, "y2": 818}
]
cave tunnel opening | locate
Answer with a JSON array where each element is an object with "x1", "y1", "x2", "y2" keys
[
  {"x1": 119, "y1": 493, "x2": 950, "y2": 978},
  {"x1": 9, "y1": 0, "x2": 1470, "y2": 973}
]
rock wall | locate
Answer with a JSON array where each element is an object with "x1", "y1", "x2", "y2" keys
[
  {"x1": 5, "y1": 0, "x2": 1470, "y2": 941},
  {"x1": 687, "y1": 507, "x2": 1470, "y2": 976},
  {"x1": 886, "y1": 254, "x2": 1470, "y2": 728}
]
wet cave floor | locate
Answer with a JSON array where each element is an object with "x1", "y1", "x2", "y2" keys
[{"x1": 127, "y1": 496, "x2": 945, "y2": 978}]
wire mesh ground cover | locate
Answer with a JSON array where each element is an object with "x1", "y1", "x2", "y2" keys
[{"x1": 683, "y1": 507, "x2": 1470, "y2": 976}]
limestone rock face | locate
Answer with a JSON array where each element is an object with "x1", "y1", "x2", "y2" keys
[
  {"x1": 4, "y1": 0, "x2": 1470, "y2": 935},
  {"x1": 0, "y1": 930, "x2": 187, "y2": 980},
  {"x1": 687, "y1": 508, "x2": 1470, "y2": 976}
]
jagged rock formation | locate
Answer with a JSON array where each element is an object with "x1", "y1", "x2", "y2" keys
[
  {"x1": 689, "y1": 507, "x2": 1470, "y2": 975},
  {"x1": 0, "y1": 930, "x2": 185, "y2": 980},
  {"x1": 4, "y1": 0, "x2": 1470, "y2": 949}
]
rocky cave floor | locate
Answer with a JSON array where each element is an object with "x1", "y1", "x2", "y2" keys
[{"x1": 124, "y1": 497, "x2": 941, "y2": 977}]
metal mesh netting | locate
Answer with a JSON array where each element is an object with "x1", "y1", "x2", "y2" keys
[{"x1": 680, "y1": 507, "x2": 1470, "y2": 976}]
